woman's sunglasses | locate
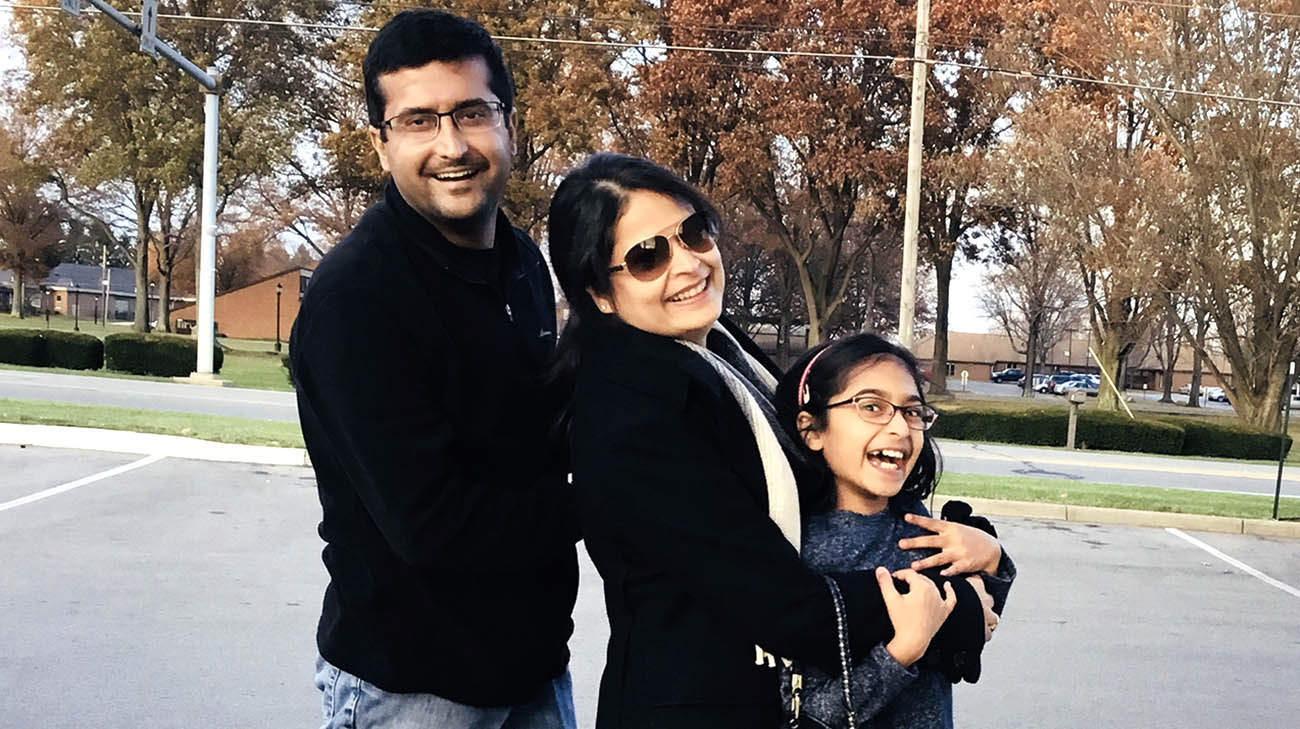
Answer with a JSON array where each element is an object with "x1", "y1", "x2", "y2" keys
[{"x1": 607, "y1": 210, "x2": 720, "y2": 281}]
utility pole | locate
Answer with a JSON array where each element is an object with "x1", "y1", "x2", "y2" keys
[
  {"x1": 898, "y1": 0, "x2": 930, "y2": 349},
  {"x1": 62, "y1": 0, "x2": 226, "y2": 384}
]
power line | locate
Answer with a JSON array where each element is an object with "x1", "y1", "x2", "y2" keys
[
  {"x1": 4, "y1": 1, "x2": 1300, "y2": 109},
  {"x1": 1110, "y1": 0, "x2": 1300, "y2": 22}
]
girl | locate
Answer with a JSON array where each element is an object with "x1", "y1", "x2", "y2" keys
[
  {"x1": 547, "y1": 154, "x2": 992, "y2": 729},
  {"x1": 775, "y1": 334, "x2": 1017, "y2": 728}
]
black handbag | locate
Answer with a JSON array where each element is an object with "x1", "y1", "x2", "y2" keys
[{"x1": 785, "y1": 574, "x2": 857, "y2": 729}]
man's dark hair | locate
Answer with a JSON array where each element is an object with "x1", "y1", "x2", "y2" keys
[{"x1": 363, "y1": 9, "x2": 515, "y2": 132}]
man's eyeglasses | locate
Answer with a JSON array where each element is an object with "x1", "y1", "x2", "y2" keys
[
  {"x1": 381, "y1": 101, "x2": 506, "y2": 139},
  {"x1": 607, "y1": 210, "x2": 720, "y2": 281},
  {"x1": 825, "y1": 394, "x2": 939, "y2": 431}
]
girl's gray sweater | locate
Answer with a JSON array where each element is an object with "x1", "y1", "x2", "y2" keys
[{"x1": 795, "y1": 503, "x2": 1015, "y2": 728}]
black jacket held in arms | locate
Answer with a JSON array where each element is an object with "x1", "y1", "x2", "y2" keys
[
  {"x1": 290, "y1": 181, "x2": 579, "y2": 707},
  {"x1": 569, "y1": 319, "x2": 987, "y2": 729}
]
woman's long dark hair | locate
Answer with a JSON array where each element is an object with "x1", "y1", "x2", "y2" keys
[
  {"x1": 546, "y1": 154, "x2": 720, "y2": 396},
  {"x1": 774, "y1": 334, "x2": 943, "y2": 515}
]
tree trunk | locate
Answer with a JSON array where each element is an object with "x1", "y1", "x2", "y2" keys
[
  {"x1": 11, "y1": 271, "x2": 23, "y2": 318},
  {"x1": 1022, "y1": 312, "x2": 1040, "y2": 399},
  {"x1": 929, "y1": 254, "x2": 953, "y2": 396},
  {"x1": 133, "y1": 190, "x2": 152, "y2": 334},
  {"x1": 1186, "y1": 313, "x2": 1207, "y2": 408},
  {"x1": 1160, "y1": 360, "x2": 1175, "y2": 403},
  {"x1": 158, "y1": 274, "x2": 172, "y2": 333},
  {"x1": 1232, "y1": 365, "x2": 1288, "y2": 431},
  {"x1": 776, "y1": 304, "x2": 793, "y2": 370},
  {"x1": 1095, "y1": 335, "x2": 1124, "y2": 412}
]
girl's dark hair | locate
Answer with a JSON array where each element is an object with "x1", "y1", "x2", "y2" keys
[
  {"x1": 546, "y1": 154, "x2": 720, "y2": 390},
  {"x1": 774, "y1": 333, "x2": 943, "y2": 515},
  {"x1": 364, "y1": 10, "x2": 515, "y2": 133}
]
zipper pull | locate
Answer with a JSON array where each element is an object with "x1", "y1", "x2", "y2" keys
[{"x1": 504, "y1": 303, "x2": 513, "y2": 322}]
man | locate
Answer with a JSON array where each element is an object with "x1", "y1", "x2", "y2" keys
[{"x1": 290, "y1": 10, "x2": 578, "y2": 728}]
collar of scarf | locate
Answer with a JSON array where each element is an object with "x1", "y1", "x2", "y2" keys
[{"x1": 679, "y1": 323, "x2": 801, "y2": 551}]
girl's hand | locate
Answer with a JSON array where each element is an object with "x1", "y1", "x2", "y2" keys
[
  {"x1": 877, "y1": 567, "x2": 956, "y2": 667},
  {"x1": 898, "y1": 512, "x2": 1003, "y2": 576},
  {"x1": 967, "y1": 575, "x2": 998, "y2": 642}
]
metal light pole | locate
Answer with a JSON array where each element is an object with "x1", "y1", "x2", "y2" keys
[
  {"x1": 897, "y1": 0, "x2": 930, "y2": 349},
  {"x1": 63, "y1": 0, "x2": 224, "y2": 384},
  {"x1": 274, "y1": 282, "x2": 283, "y2": 353},
  {"x1": 1274, "y1": 360, "x2": 1296, "y2": 520},
  {"x1": 73, "y1": 290, "x2": 80, "y2": 331}
]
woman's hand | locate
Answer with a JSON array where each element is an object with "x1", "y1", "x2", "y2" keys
[
  {"x1": 967, "y1": 575, "x2": 998, "y2": 642},
  {"x1": 877, "y1": 567, "x2": 956, "y2": 667},
  {"x1": 898, "y1": 512, "x2": 1003, "y2": 577}
]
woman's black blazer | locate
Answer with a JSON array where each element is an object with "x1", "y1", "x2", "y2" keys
[{"x1": 569, "y1": 320, "x2": 984, "y2": 729}]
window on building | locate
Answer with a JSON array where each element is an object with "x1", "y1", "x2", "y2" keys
[{"x1": 946, "y1": 363, "x2": 956, "y2": 376}]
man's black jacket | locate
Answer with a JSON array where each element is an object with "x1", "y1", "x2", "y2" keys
[{"x1": 290, "y1": 181, "x2": 578, "y2": 707}]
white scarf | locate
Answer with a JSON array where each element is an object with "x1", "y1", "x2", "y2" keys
[{"x1": 678, "y1": 323, "x2": 801, "y2": 551}]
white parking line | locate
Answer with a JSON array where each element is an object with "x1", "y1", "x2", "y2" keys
[
  {"x1": 1167, "y1": 527, "x2": 1300, "y2": 600},
  {"x1": 0, "y1": 455, "x2": 166, "y2": 513}
]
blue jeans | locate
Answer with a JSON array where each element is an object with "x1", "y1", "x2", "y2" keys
[{"x1": 314, "y1": 655, "x2": 577, "y2": 729}]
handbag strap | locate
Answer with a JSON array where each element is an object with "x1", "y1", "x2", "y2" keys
[{"x1": 823, "y1": 575, "x2": 857, "y2": 729}]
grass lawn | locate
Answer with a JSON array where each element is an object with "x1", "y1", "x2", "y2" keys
[
  {"x1": 0, "y1": 398, "x2": 304, "y2": 448},
  {"x1": 938, "y1": 472, "x2": 1300, "y2": 521},
  {"x1": 217, "y1": 351, "x2": 293, "y2": 391}
]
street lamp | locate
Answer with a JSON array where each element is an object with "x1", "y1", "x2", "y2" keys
[{"x1": 274, "y1": 282, "x2": 283, "y2": 353}]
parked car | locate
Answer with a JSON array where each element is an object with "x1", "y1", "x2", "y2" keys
[
  {"x1": 1205, "y1": 386, "x2": 1227, "y2": 402},
  {"x1": 1038, "y1": 372, "x2": 1078, "y2": 393},
  {"x1": 1053, "y1": 375, "x2": 1091, "y2": 395},
  {"x1": 991, "y1": 367, "x2": 1024, "y2": 383},
  {"x1": 1177, "y1": 383, "x2": 1193, "y2": 395},
  {"x1": 1026, "y1": 374, "x2": 1050, "y2": 391},
  {"x1": 1063, "y1": 377, "x2": 1100, "y2": 396}
]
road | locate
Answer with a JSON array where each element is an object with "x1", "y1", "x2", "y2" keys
[
  {"x1": 0, "y1": 368, "x2": 298, "y2": 422},
  {"x1": 2, "y1": 444, "x2": 1298, "y2": 728},
  {"x1": 940, "y1": 440, "x2": 1298, "y2": 497}
]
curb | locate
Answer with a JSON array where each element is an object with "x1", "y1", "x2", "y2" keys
[
  {"x1": 934, "y1": 495, "x2": 1300, "y2": 539},
  {"x1": 0, "y1": 423, "x2": 310, "y2": 467}
]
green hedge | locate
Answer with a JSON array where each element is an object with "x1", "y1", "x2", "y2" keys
[
  {"x1": 44, "y1": 331, "x2": 104, "y2": 370},
  {"x1": 0, "y1": 329, "x2": 46, "y2": 366},
  {"x1": 932, "y1": 406, "x2": 1185, "y2": 455},
  {"x1": 1155, "y1": 416, "x2": 1292, "y2": 460},
  {"x1": 0, "y1": 328, "x2": 103, "y2": 370},
  {"x1": 104, "y1": 333, "x2": 224, "y2": 377},
  {"x1": 934, "y1": 405, "x2": 1291, "y2": 460}
]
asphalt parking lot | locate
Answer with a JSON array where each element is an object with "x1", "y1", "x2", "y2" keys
[{"x1": 3, "y1": 444, "x2": 1299, "y2": 729}]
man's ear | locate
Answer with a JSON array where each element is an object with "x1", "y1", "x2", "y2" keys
[
  {"x1": 586, "y1": 287, "x2": 614, "y2": 315},
  {"x1": 797, "y1": 412, "x2": 823, "y2": 452},
  {"x1": 368, "y1": 126, "x2": 391, "y2": 173}
]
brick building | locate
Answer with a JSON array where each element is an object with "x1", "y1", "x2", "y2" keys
[
  {"x1": 170, "y1": 267, "x2": 312, "y2": 341},
  {"x1": 1, "y1": 264, "x2": 184, "y2": 324},
  {"x1": 913, "y1": 330, "x2": 1233, "y2": 389}
]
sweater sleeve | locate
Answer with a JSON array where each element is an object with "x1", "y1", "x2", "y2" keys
[{"x1": 293, "y1": 289, "x2": 576, "y2": 573}]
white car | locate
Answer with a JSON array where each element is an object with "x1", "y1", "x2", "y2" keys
[{"x1": 1204, "y1": 386, "x2": 1227, "y2": 402}]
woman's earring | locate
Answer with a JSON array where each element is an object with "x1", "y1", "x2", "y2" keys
[{"x1": 599, "y1": 305, "x2": 610, "y2": 313}]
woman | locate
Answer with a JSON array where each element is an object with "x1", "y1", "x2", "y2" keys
[{"x1": 547, "y1": 154, "x2": 988, "y2": 729}]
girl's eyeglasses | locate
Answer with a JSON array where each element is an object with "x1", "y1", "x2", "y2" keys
[
  {"x1": 607, "y1": 210, "x2": 719, "y2": 281},
  {"x1": 825, "y1": 394, "x2": 939, "y2": 431}
]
